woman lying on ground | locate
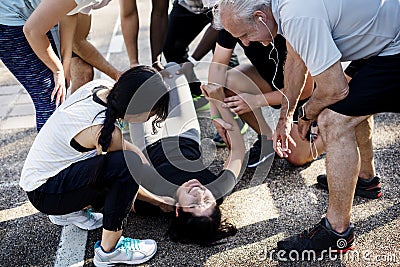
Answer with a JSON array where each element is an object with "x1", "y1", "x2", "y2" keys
[
  {"x1": 20, "y1": 66, "x2": 170, "y2": 266},
  {"x1": 130, "y1": 63, "x2": 246, "y2": 245}
]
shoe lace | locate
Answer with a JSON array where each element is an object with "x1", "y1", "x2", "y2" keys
[
  {"x1": 300, "y1": 222, "x2": 322, "y2": 239},
  {"x1": 120, "y1": 238, "x2": 141, "y2": 254}
]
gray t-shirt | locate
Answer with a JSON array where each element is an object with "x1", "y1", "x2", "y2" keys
[{"x1": 271, "y1": 0, "x2": 400, "y2": 75}]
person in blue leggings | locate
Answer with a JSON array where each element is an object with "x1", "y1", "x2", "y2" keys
[{"x1": 0, "y1": 1, "x2": 58, "y2": 132}]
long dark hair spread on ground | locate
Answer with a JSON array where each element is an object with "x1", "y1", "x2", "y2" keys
[{"x1": 167, "y1": 207, "x2": 237, "y2": 246}]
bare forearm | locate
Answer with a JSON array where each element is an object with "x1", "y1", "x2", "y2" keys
[
  {"x1": 208, "y1": 44, "x2": 232, "y2": 86},
  {"x1": 262, "y1": 90, "x2": 286, "y2": 107},
  {"x1": 59, "y1": 14, "x2": 77, "y2": 61},
  {"x1": 24, "y1": 0, "x2": 77, "y2": 74},
  {"x1": 123, "y1": 140, "x2": 150, "y2": 165},
  {"x1": 136, "y1": 186, "x2": 163, "y2": 206},
  {"x1": 212, "y1": 89, "x2": 245, "y2": 174},
  {"x1": 306, "y1": 61, "x2": 349, "y2": 119},
  {"x1": 73, "y1": 40, "x2": 120, "y2": 80},
  {"x1": 281, "y1": 45, "x2": 308, "y2": 120},
  {"x1": 24, "y1": 30, "x2": 63, "y2": 73},
  {"x1": 191, "y1": 26, "x2": 219, "y2": 61}
]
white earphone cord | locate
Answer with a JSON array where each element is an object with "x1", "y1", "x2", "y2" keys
[
  {"x1": 258, "y1": 17, "x2": 290, "y2": 119},
  {"x1": 260, "y1": 17, "x2": 317, "y2": 158}
]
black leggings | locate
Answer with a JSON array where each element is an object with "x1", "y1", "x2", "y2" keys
[{"x1": 27, "y1": 151, "x2": 141, "y2": 231}]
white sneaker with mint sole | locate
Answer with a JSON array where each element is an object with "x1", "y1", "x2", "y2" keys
[
  {"x1": 93, "y1": 236, "x2": 157, "y2": 266},
  {"x1": 48, "y1": 209, "x2": 103, "y2": 230}
]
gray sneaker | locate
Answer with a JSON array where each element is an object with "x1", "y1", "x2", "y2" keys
[
  {"x1": 93, "y1": 236, "x2": 157, "y2": 266},
  {"x1": 48, "y1": 209, "x2": 103, "y2": 230}
]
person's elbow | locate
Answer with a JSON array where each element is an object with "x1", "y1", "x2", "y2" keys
[
  {"x1": 72, "y1": 38, "x2": 86, "y2": 53},
  {"x1": 331, "y1": 84, "x2": 349, "y2": 102},
  {"x1": 23, "y1": 21, "x2": 47, "y2": 42},
  {"x1": 22, "y1": 23, "x2": 35, "y2": 40}
]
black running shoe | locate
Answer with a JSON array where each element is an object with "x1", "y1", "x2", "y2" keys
[
  {"x1": 247, "y1": 135, "x2": 274, "y2": 168},
  {"x1": 277, "y1": 218, "x2": 355, "y2": 254},
  {"x1": 317, "y1": 174, "x2": 382, "y2": 199}
]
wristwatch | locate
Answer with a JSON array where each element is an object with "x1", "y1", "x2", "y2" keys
[
  {"x1": 187, "y1": 55, "x2": 199, "y2": 67},
  {"x1": 298, "y1": 104, "x2": 311, "y2": 121}
]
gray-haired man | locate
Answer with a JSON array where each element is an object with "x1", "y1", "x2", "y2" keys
[{"x1": 216, "y1": 0, "x2": 400, "y2": 252}]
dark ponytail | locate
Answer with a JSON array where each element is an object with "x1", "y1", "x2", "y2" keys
[
  {"x1": 91, "y1": 65, "x2": 170, "y2": 186},
  {"x1": 103, "y1": 65, "x2": 169, "y2": 145}
]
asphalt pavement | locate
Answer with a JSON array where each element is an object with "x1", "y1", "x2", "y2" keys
[{"x1": 0, "y1": 1, "x2": 399, "y2": 266}]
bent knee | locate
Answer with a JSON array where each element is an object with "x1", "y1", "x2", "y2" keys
[
  {"x1": 286, "y1": 154, "x2": 312, "y2": 167},
  {"x1": 225, "y1": 70, "x2": 244, "y2": 93}
]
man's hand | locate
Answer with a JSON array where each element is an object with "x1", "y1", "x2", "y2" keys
[
  {"x1": 273, "y1": 117, "x2": 296, "y2": 158},
  {"x1": 223, "y1": 93, "x2": 263, "y2": 115},
  {"x1": 201, "y1": 83, "x2": 225, "y2": 100}
]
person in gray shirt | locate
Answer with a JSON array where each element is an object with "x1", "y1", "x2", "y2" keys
[{"x1": 215, "y1": 0, "x2": 400, "y2": 253}]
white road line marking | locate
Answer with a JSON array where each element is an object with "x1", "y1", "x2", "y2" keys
[
  {"x1": 100, "y1": 15, "x2": 122, "y2": 80},
  {"x1": 54, "y1": 225, "x2": 88, "y2": 267},
  {"x1": 0, "y1": 201, "x2": 39, "y2": 223}
]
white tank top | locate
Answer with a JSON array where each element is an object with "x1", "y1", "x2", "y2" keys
[{"x1": 20, "y1": 80, "x2": 114, "y2": 192}]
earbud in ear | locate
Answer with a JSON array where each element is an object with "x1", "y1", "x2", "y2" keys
[{"x1": 258, "y1": 16, "x2": 263, "y2": 21}]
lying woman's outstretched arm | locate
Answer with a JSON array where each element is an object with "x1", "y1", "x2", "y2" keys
[{"x1": 202, "y1": 84, "x2": 246, "y2": 177}]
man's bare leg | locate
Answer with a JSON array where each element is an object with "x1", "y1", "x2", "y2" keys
[
  {"x1": 224, "y1": 64, "x2": 324, "y2": 165},
  {"x1": 318, "y1": 108, "x2": 370, "y2": 232},
  {"x1": 225, "y1": 65, "x2": 275, "y2": 138},
  {"x1": 70, "y1": 56, "x2": 93, "y2": 93},
  {"x1": 356, "y1": 116, "x2": 375, "y2": 179},
  {"x1": 73, "y1": 14, "x2": 121, "y2": 82}
]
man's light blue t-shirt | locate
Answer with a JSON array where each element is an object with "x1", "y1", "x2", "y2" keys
[{"x1": 271, "y1": 0, "x2": 400, "y2": 76}]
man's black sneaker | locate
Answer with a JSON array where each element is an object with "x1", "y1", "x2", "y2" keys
[
  {"x1": 247, "y1": 135, "x2": 274, "y2": 168},
  {"x1": 212, "y1": 117, "x2": 248, "y2": 148},
  {"x1": 277, "y1": 218, "x2": 355, "y2": 254},
  {"x1": 317, "y1": 174, "x2": 382, "y2": 199}
]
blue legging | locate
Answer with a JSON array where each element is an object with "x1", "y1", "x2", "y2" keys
[{"x1": 0, "y1": 24, "x2": 57, "y2": 131}]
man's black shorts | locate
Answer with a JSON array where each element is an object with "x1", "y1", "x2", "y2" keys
[{"x1": 329, "y1": 53, "x2": 400, "y2": 116}]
